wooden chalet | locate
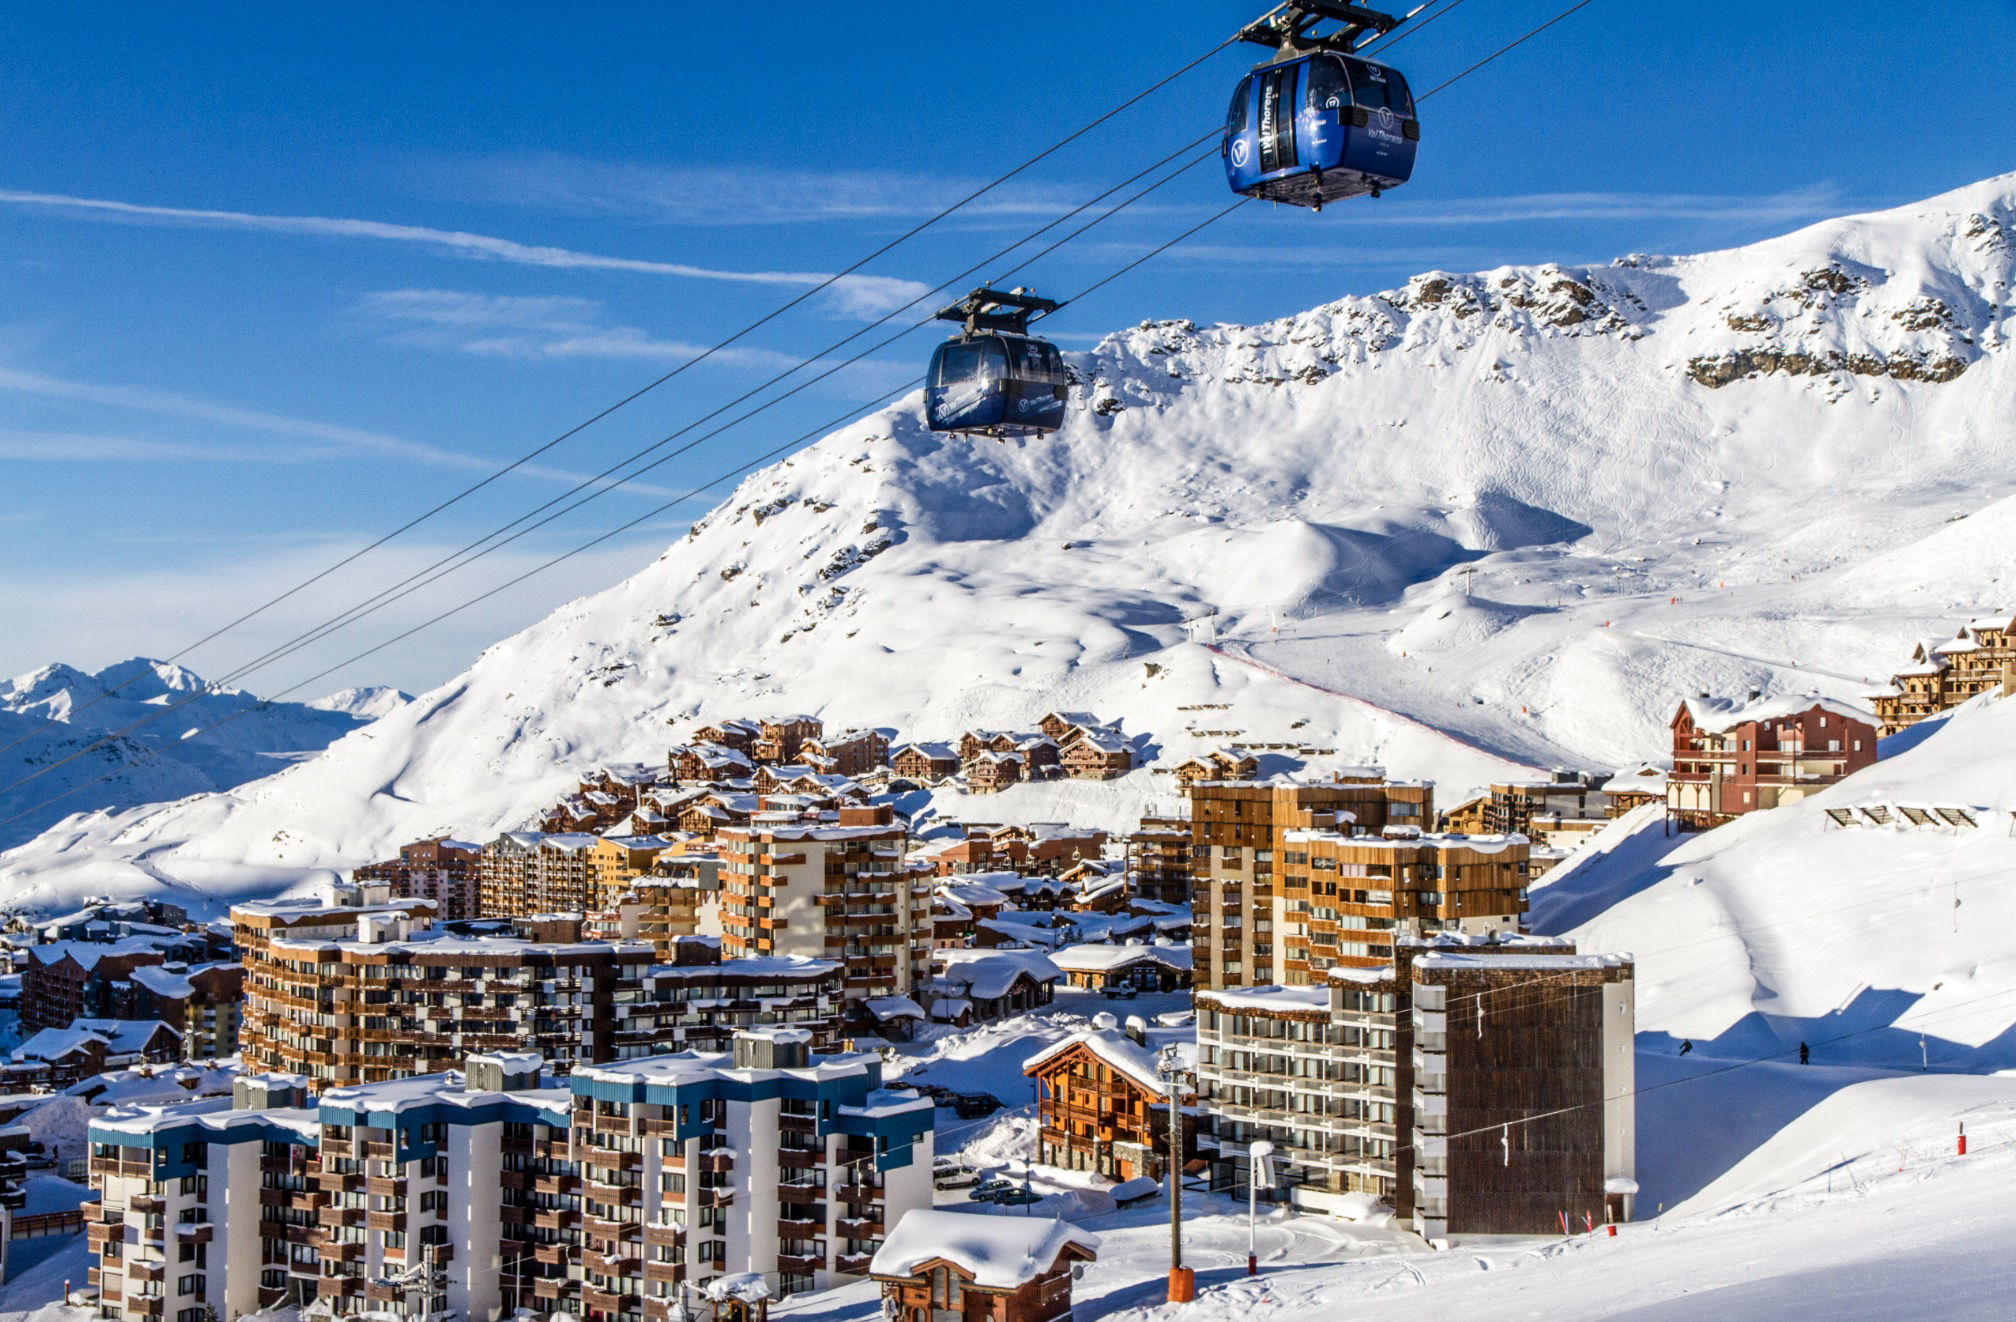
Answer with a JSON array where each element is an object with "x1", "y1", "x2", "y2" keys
[
  {"x1": 872, "y1": 1212, "x2": 1097, "y2": 1322},
  {"x1": 1026, "y1": 1023, "x2": 1195, "y2": 1181},
  {"x1": 891, "y1": 743, "x2": 962, "y2": 782},
  {"x1": 1668, "y1": 694, "x2": 1879, "y2": 828}
]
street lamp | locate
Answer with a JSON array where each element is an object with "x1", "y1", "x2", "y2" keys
[
  {"x1": 1246, "y1": 1141, "x2": 1276, "y2": 1277},
  {"x1": 1157, "y1": 1044, "x2": 1194, "y2": 1305}
]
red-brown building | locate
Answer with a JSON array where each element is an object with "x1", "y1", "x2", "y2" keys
[
  {"x1": 353, "y1": 835, "x2": 484, "y2": 920},
  {"x1": 753, "y1": 714, "x2": 824, "y2": 764},
  {"x1": 1668, "y1": 695, "x2": 1879, "y2": 828}
]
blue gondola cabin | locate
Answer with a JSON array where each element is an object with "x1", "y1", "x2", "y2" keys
[{"x1": 1223, "y1": 52, "x2": 1418, "y2": 209}]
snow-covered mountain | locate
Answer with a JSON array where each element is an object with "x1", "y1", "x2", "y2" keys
[
  {"x1": 308, "y1": 686, "x2": 413, "y2": 721},
  {"x1": 3, "y1": 173, "x2": 2014, "y2": 916},
  {"x1": 0, "y1": 658, "x2": 394, "y2": 854}
]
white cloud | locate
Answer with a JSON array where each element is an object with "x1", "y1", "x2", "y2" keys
[
  {"x1": 0, "y1": 364, "x2": 682, "y2": 495},
  {"x1": 436, "y1": 155, "x2": 1090, "y2": 226},
  {"x1": 0, "y1": 187, "x2": 932, "y2": 317}
]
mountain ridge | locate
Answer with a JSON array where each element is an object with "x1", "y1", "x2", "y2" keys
[{"x1": 1, "y1": 171, "x2": 2013, "y2": 915}]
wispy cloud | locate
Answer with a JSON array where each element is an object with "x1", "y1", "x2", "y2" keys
[
  {"x1": 435, "y1": 154, "x2": 1096, "y2": 226},
  {"x1": 0, "y1": 364, "x2": 680, "y2": 494},
  {"x1": 0, "y1": 427, "x2": 293, "y2": 463},
  {"x1": 0, "y1": 187, "x2": 932, "y2": 317},
  {"x1": 354, "y1": 288, "x2": 919, "y2": 391}
]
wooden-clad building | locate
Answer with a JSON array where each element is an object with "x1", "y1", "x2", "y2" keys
[
  {"x1": 1187, "y1": 773, "x2": 1435, "y2": 990},
  {"x1": 1193, "y1": 933, "x2": 1636, "y2": 1235},
  {"x1": 1864, "y1": 613, "x2": 2016, "y2": 734},
  {"x1": 872, "y1": 1212, "x2": 1098, "y2": 1322},
  {"x1": 1025, "y1": 1020, "x2": 1193, "y2": 1180}
]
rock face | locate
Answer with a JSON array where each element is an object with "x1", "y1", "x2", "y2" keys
[{"x1": 2, "y1": 173, "x2": 2015, "y2": 917}]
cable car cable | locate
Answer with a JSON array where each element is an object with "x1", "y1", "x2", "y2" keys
[
  {"x1": 0, "y1": 23, "x2": 1278, "y2": 758},
  {"x1": 0, "y1": 0, "x2": 1589, "y2": 822},
  {"x1": 0, "y1": 148, "x2": 1231, "y2": 810}
]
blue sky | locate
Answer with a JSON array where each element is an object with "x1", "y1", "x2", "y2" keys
[{"x1": 1, "y1": 0, "x2": 2011, "y2": 696}]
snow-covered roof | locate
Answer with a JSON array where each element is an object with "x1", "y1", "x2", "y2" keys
[
  {"x1": 1412, "y1": 951, "x2": 1633, "y2": 973},
  {"x1": 1050, "y1": 942, "x2": 1192, "y2": 973},
  {"x1": 931, "y1": 948, "x2": 1063, "y2": 998},
  {"x1": 1024, "y1": 1026, "x2": 1178, "y2": 1095},
  {"x1": 1197, "y1": 984, "x2": 1330, "y2": 1014},
  {"x1": 862, "y1": 995, "x2": 925, "y2": 1022},
  {"x1": 1680, "y1": 693, "x2": 1875, "y2": 733},
  {"x1": 870, "y1": 1210, "x2": 1098, "y2": 1287}
]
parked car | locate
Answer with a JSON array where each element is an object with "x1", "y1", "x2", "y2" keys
[
  {"x1": 1102, "y1": 983, "x2": 1139, "y2": 1000},
  {"x1": 994, "y1": 1187, "x2": 1042, "y2": 1206},
  {"x1": 949, "y1": 1092, "x2": 1003, "y2": 1118},
  {"x1": 933, "y1": 1162, "x2": 980, "y2": 1189}
]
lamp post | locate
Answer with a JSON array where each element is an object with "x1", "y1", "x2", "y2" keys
[
  {"x1": 1246, "y1": 1141, "x2": 1275, "y2": 1277},
  {"x1": 1158, "y1": 1044, "x2": 1194, "y2": 1305}
]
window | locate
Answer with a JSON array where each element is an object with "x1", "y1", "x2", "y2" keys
[
  {"x1": 1305, "y1": 54, "x2": 1348, "y2": 114},
  {"x1": 1223, "y1": 76, "x2": 1251, "y2": 137},
  {"x1": 929, "y1": 1267, "x2": 962, "y2": 1310},
  {"x1": 176, "y1": 1275, "x2": 205, "y2": 1298}
]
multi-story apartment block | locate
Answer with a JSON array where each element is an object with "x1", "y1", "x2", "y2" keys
[
  {"x1": 234, "y1": 898, "x2": 655, "y2": 1088},
  {"x1": 612, "y1": 951, "x2": 845, "y2": 1057},
  {"x1": 1864, "y1": 613, "x2": 2016, "y2": 734},
  {"x1": 470, "y1": 834, "x2": 673, "y2": 921},
  {"x1": 87, "y1": 1035, "x2": 933, "y2": 1322},
  {"x1": 585, "y1": 855, "x2": 723, "y2": 960},
  {"x1": 1187, "y1": 774, "x2": 1434, "y2": 991},
  {"x1": 20, "y1": 940, "x2": 175, "y2": 1034},
  {"x1": 717, "y1": 807, "x2": 931, "y2": 1007},
  {"x1": 1194, "y1": 933, "x2": 1634, "y2": 1238},
  {"x1": 353, "y1": 838, "x2": 483, "y2": 921},
  {"x1": 127, "y1": 964, "x2": 247, "y2": 1060},
  {"x1": 1667, "y1": 695, "x2": 1879, "y2": 828},
  {"x1": 476, "y1": 832, "x2": 544, "y2": 921},
  {"x1": 1276, "y1": 829, "x2": 1528, "y2": 981},
  {"x1": 1124, "y1": 815, "x2": 1193, "y2": 906},
  {"x1": 1442, "y1": 777, "x2": 1609, "y2": 837},
  {"x1": 1409, "y1": 948, "x2": 1636, "y2": 1240},
  {"x1": 800, "y1": 729, "x2": 889, "y2": 777}
]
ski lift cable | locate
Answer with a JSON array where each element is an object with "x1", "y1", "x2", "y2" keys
[
  {"x1": 0, "y1": 0, "x2": 1596, "y2": 823},
  {"x1": 0, "y1": 19, "x2": 1279, "y2": 758},
  {"x1": 0, "y1": 146, "x2": 1228, "y2": 811}
]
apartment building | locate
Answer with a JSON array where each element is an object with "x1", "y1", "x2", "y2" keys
[
  {"x1": 612, "y1": 952, "x2": 845, "y2": 1057},
  {"x1": 1442, "y1": 777, "x2": 1609, "y2": 837},
  {"x1": 86, "y1": 1036, "x2": 934, "y2": 1322},
  {"x1": 716, "y1": 806, "x2": 932, "y2": 1007},
  {"x1": 1193, "y1": 933, "x2": 1635, "y2": 1238},
  {"x1": 1187, "y1": 774, "x2": 1434, "y2": 991},
  {"x1": 471, "y1": 834, "x2": 674, "y2": 921},
  {"x1": 353, "y1": 838, "x2": 483, "y2": 922},
  {"x1": 233, "y1": 898, "x2": 655, "y2": 1088},
  {"x1": 1124, "y1": 814, "x2": 1193, "y2": 906},
  {"x1": 1864, "y1": 613, "x2": 2016, "y2": 734},
  {"x1": 1667, "y1": 695, "x2": 1879, "y2": 828},
  {"x1": 585, "y1": 856, "x2": 724, "y2": 960},
  {"x1": 1276, "y1": 829, "x2": 1528, "y2": 981},
  {"x1": 752, "y1": 716, "x2": 824, "y2": 765},
  {"x1": 126, "y1": 964, "x2": 247, "y2": 1061}
]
